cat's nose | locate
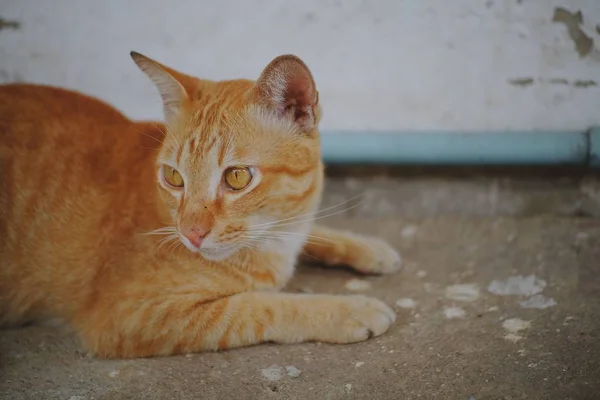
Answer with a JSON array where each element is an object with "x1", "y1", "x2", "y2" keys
[{"x1": 182, "y1": 227, "x2": 210, "y2": 248}]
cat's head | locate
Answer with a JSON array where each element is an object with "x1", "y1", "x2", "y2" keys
[{"x1": 132, "y1": 52, "x2": 324, "y2": 260}]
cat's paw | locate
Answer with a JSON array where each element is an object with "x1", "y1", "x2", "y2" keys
[
  {"x1": 326, "y1": 295, "x2": 396, "y2": 343},
  {"x1": 348, "y1": 235, "x2": 402, "y2": 275}
]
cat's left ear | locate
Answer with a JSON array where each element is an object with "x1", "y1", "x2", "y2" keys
[
  {"x1": 130, "y1": 51, "x2": 199, "y2": 123},
  {"x1": 253, "y1": 54, "x2": 320, "y2": 133}
]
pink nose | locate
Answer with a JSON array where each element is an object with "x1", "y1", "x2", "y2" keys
[{"x1": 182, "y1": 227, "x2": 210, "y2": 248}]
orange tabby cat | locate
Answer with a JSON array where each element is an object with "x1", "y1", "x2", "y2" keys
[{"x1": 0, "y1": 52, "x2": 402, "y2": 358}]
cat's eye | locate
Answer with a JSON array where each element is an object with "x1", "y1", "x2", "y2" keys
[
  {"x1": 162, "y1": 165, "x2": 184, "y2": 188},
  {"x1": 224, "y1": 167, "x2": 252, "y2": 190}
]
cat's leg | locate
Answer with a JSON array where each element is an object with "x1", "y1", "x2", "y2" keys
[
  {"x1": 77, "y1": 291, "x2": 395, "y2": 358},
  {"x1": 300, "y1": 224, "x2": 402, "y2": 274}
]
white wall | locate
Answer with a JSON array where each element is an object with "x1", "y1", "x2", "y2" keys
[{"x1": 1, "y1": 0, "x2": 599, "y2": 131}]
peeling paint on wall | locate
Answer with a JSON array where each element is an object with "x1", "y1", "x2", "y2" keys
[
  {"x1": 0, "y1": 17, "x2": 21, "y2": 31},
  {"x1": 508, "y1": 78, "x2": 534, "y2": 87},
  {"x1": 573, "y1": 80, "x2": 597, "y2": 88},
  {"x1": 552, "y1": 8, "x2": 594, "y2": 58},
  {"x1": 508, "y1": 77, "x2": 598, "y2": 88}
]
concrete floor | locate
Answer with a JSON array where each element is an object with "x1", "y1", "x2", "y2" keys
[{"x1": 1, "y1": 171, "x2": 599, "y2": 400}]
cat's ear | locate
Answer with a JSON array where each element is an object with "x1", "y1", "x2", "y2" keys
[
  {"x1": 130, "y1": 51, "x2": 198, "y2": 123},
  {"x1": 253, "y1": 54, "x2": 319, "y2": 133}
]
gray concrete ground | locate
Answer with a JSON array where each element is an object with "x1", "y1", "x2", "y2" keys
[{"x1": 1, "y1": 170, "x2": 599, "y2": 400}]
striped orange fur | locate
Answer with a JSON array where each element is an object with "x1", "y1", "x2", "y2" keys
[{"x1": 0, "y1": 53, "x2": 402, "y2": 358}]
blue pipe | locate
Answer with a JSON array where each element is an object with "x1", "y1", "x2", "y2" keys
[{"x1": 320, "y1": 127, "x2": 600, "y2": 168}]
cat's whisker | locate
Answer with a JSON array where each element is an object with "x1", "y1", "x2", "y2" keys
[
  {"x1": 141, "y1": 226, "x2": 178, "y2": 236},
  {"x1": 145, "y1": 229, "x2": 177, "y2": 235},
  {"x1": 238, "y1": 236, "x2": 274, "y2": 251},
  {"x1": 242, "y1": 234, "x2": 333, "y2": 248},
  {"x1": 133, "y1": 128, "x2": 165, "y2": 146},
  {"x1": 258, "y1": 238, "x2": 332, "y2": 247},
  {"x1": 148, "y1": 121, "x2": 166, "y2": 136},
  {"x1": 250, "y1": 199, "x2": 361, "y2": 229},
  {"x1": 167, "y1": 238, "x2": 183, "y2": 253},
  {"x1": 249, "y1": 193, "x2": 366, "y2": 229},
  {"x1": 152, "y1": 227, "x2": 177, "y2": 232},
  {"x1": 237, "y1": 239, "x2": 261, "y2": 252},
  {"x1": 151, "y1": 227, "x2": 177, "y2": 233},
  {"x1": 157, "y1": 233, "x2": 180, "y2": 251},
  {"x1": 149, "y1": 122, "x2": 179, "y2": 149},
  {"x1": 160, "y1": 234, "x2": 178, "y2": 244},
  {"x1": 248, "y1": 231, "x2": 340, "y2": 245},
  {"x1": 250, "y1": 201, "x2": 363, "y2": 231}
]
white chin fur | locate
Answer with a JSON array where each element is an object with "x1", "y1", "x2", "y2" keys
[
  {"x1": 198, "y1": 247, "x2": 237, "y2": 261},
  {"x1": 179, "y1": 235, "x2": 238, "y2": 261},
  {"x1": 179, "y1": 235, "x2": 201, "y2": 253}
]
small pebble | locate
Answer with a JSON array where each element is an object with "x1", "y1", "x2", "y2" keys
[
  {"x1": 445, "y1": 284, "x2": 480, "y2": 302},
  {"x1": 345, "y1": 279, "x2": 371, "y2": 291},
  {"x1": 519, "y1": 294, "x2": 557, "y2": 309},
  {"x1": 396, "y1": 298, "x2": 416, "y2": 309},
  {"x1": 444, "y1": 307, "x2": 466, "y2": 319},
  {"x1": 401, "y1": 226, "x2": 418, "y2": 238},
  {"x1": 261, "y1": 365, "x2": 283, "y2": 382},
  {"x1": 502, "y1": 318, "x2": 530, "y2": 342},
  {"x1": 488, "y1": 275, "x2": 546, "y2": 296},
  {"x1": 285, "y1": 365, "x2": 301, "y2": 378},
  {"x1": 502, "y1": 318, "x2": 530, "y2": 332}
]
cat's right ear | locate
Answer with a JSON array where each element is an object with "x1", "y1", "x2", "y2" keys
[
  {"x1": 130, "y1": 51, "x2": 198, "y2": 123},
  {"x1": 252, "y1": 54, "x2": 320, "y2": 134}
]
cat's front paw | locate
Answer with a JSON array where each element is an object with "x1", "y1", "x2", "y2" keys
[
  {"x1": 324, "y1": 295, "x2": 396, "y2": 343},
  {"x1": 348, "y1": 235, "x2": 402, "y2": 275}
]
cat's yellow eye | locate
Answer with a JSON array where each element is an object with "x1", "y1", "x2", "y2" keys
[
  {"x1": 224, "y1": 167, "x2": 252, "y2": 190},
  {"x1": 162, "y1": 165, "x2": 184, "y2": 188}
]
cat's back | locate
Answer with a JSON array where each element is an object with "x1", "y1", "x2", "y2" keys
[
  {"x1": 0, "y1": 84, "x2": 137, "y2": 176},
  {"x1": 0, "y1": 84, "x2": 161, "y2": 325},
  {"x1": 0, "y1": 83, "x2": 136, "y2": 226},
  {"x1": 0, "y1": 82, "x2": 162, "y2": 204},
  {"x1": 0, "y1": 82, "x2": 162, "y2": 242},
  {"x1": 0, "y1": 84, "x2": 133, "y2": 154},
  {"x1": 0, "y1": 83, "x2": 129, "y2": 125}
]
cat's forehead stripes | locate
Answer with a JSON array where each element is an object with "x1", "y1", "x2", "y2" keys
[
  {"x1": 175, "y1": 142, "x2": 184, "y2": 164},
  {"x1": 189, "y1": 82, "x2": 252, "y2": 132},
  {"x1": 185, "y1": 130, "x2": 220, "y2": 164},
  {"x1": 193, "y1": 102, "x2": 222, "y2": 132}
]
